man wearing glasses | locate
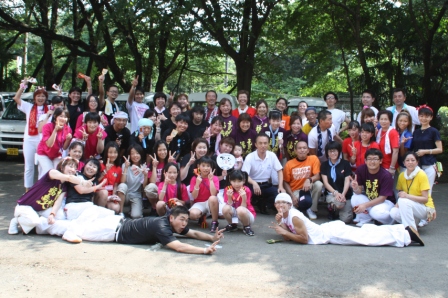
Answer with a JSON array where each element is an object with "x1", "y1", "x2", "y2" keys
[
  {"x1": 98, "y1": 74, "x2": 121, "y2": 122},
  {"x1": 350, "y1": 149, "x2": 395, "y2": 226},
  {"x1": 269, "y1": 193, "x2": 424, "y2": 247}
]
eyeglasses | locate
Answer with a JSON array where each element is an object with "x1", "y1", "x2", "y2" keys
[
  {"x1": 326, "y1": 96, "x2": 335, "y2": 100},
  {"x1": 366, "y1": 158, "x2": 380, "y2": 162}
]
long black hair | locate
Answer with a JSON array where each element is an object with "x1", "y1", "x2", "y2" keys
[
  {"x1": 227, "y1": 170, "x2": 249, "y2": 189},
  {"x1": 161, "y1": 162, "x2": 183, "y2": 200},
  {"x1": 103, "y1": 141, "x2": 121, "y2": 167},
  {"x1": 82, "y1": 158, "x2": 102, "y2": 179}
]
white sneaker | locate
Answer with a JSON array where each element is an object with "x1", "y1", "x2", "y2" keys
[
  {"x1": 8, "y1": 218, "x2": 19, "y2": 235},
  {"x1": 62, "y1": 231, "x2": 82, "y2": 243},
  {"x1": 418, "y1": 219, "x2": 428, "y2": 228},
  {"x1": 306, "y1": 209, "x2": 317, "y2": 220}
]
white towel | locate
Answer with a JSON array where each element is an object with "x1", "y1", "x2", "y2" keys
[{"x1": 377, "y1": 127, "x2": 392, "y2": 154}]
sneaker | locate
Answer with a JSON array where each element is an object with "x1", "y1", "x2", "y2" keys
[
  {"x1": 243, "y1": 226, "x2": 255, "y2": 236},
  {"x1": 418, "y1": 219, "x2": 428, "y2": 228},
  {"x1": 8, "y1": 218, "x2": 19, "y2": 235},
  {"x1": 62, "y1": 230, "x2": 82, "y2": 243},
  {"x1": 210, "y1": 221, "x2": 219, "y2": 233},
  {"x1": 405, "y1": 226, "x2": 424, "y2": 246},
  {"x1": 327, "y1": 204, "x2": 337, "y2": 220},
  {"x1": 356, "y1": 220, "x2": 374, "y2": 227},
  {"x1": 225, "y1": 224, "x2": 238, "y2": 232},
  {"x1": 306, "y1": 208, "x2": 317, "y2": 220}
]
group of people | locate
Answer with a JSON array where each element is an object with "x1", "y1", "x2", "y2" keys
[{"x1": 7, "y1": 76, "x2": 441, "y2": 253}]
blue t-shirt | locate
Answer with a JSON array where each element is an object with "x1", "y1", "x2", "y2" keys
[
  {"x1": 412, "y1": 127, "x2": 441, "y2": 166},
  {"x1": 398, "y1": 130, "x2": 413, "y2": 168}
]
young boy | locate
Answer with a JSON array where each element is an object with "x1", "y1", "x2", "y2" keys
[
  {"x1": 356, "y1": 89, "x2": 378, "y2": 123},
  {"x1": 301, "y1": 107, "x2": 318, "y2": 135},
  {"x1": 188, "y1": 105, "x2": 210, "y2": 141},
  {"x1": 162, "y1": 114, "x2": 191, "y2": 161},
  {"x1": 189, "y1": 156, "x2": 222, "y2": 233},
  {"x1": 260, "y1": 109, "x2": 287, "y2": 160}
]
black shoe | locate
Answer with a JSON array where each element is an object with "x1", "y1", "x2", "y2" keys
[
  {"x1": 243, "y1": 226, "x2": 255, "y2": 236},
  {"x1": 406, "y1": 226, "x2": 424, "y2": 246},
  {"x1": 225, "y1": 224, "x2": 238, "y2": 232},
  {"x1": 327, "y1": 204, "x2": 337, "y2": 220},
  {"x1": 210, "y1": 221, "x2": 219, "y2": 233}
]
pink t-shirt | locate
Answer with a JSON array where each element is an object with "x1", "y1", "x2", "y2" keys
[
  {"x1": 158, "y1": 182, "x2": 189, "y2": 203},
  {"x1": 74, "y1": 124, "x2": 107, "y2": 159},
  {"x1": 223, "y1": 185, "x2": 256, "y2": 218},
  {"x1": 147, "y1": 162, "x2": 166, "y2": 183},
  {"x1": 37, "y1": 123, "x2": 72, "y2": 159},
  {"x1": 189, "y1": 176, "x2": 219, "y2": 203}
]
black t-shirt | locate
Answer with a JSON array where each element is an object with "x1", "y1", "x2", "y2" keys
[
  {"x1": 67, "y1": 103, "x2": 84, "y2": 132},
  {"x1": 116, "y1": 215, "x2": 189, "y2": 245},
  {"x1": 104, "y1": 125, "x2": 131, "y2": 153},
  {"x1": 320, "y1": 159, "x2": 353, "y2": 198},
  {"x1": 187, "y1": 120, "x2": 209, "y2": 141},
  {"x1": 66, "y1": 174, "x2": 97, "y2": 204},
  {"x1": 162, "y1": 128, "x2": 191, "y2": 161},
  {"x1": 412, "y1": 127, "x2": 441, "y2": 166},
  {"x1": 161, "y1": 118, "x2": 176, "y2": 134}
]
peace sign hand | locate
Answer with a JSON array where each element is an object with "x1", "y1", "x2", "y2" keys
[
  {"x1": 350, "y1": 174, "x2": 358, "y2": 189},
  {"x1": 188, "y1": 152, "x2": 196, "y2": 166},
  {"x1": 208, "y1": 169, "x2": 215, "y2": 181},
  {"x1": 105, "y1": 158, "x2": 113, "y2": 172},
  {"x1": 80, "y1": 127, "x2": 88, "y2": 141},
  {"x1": 123, "y1": 155, "x2": 131, "y2": 168},
  {"x1": 97, "y1": 129, "x2": 103, "y2": 140},
  {"x1": 132, "y1": 75, "x2": 139, "y2": 87},
  {"x1": 168, "y1": 151, "x2": 176, "y2": 163},
  {"x1": 150, "y1": 154, "x2": 159, "y2": 168}
]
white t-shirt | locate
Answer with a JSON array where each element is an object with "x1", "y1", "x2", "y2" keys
[
  {"x1": 308, "y1": 125, "x2": 336, "y2": 163},
  {"x1": 327, "y1": 108, "x2": 346, "y2": 132},
  {"x1": 18, "y1": 101, "x2": 46, "y2": 140},
  {"x1": 282, "y1": 208, "x2": 328, "y2": 245},
  {"x1": 126, "y1": 101, "x2": 149, "y2": 133},
  {"x1": 356, "y1": 106, "x2": 378, "y2": 123},
  {"x1": 386, "y1": 104, "x2": 420, "y2": 131},
  {"x1": 241, "y1": 150, "x2": 283, "y2": 183}
]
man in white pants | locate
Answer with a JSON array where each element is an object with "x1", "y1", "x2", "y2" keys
[
  {"x1": 269, "y1": 193, "x2": 424, "y2": 247},
  {"x1": 350, "y1": 148, "x2": 395, "y2": 226}
]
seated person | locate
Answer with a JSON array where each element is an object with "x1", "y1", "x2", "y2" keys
[
  {"x1": 104, "y1": 111, "x2": 131, "y2": 157},
  {"x1": 156, "y1": 163, "x2": 189, "y2": 216},
  {"x1": 320, "y1": 141, "x2": 353, "y2": 223},
  {"x1": 351, "y1": 148, "x2": 395, "y2": 226},
  {"x1": 162, "y1": 114, "x2": 191, "y2": 162},
  {"x1": 269, "y1": 193, "x2": 424, "y2": 247}
]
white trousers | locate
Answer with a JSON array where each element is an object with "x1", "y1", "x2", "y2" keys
[
  {"x1": 351, "y1": 194, "x2": 394, "y2": 224},
  {"x1": 23, "y1": 137, "x2": 40, "y2": 188},
  {"x1": 321, "y1": 220, "x2": 411, "y2": 247},
  {"x1": 36, "y1": 154, "x2": 61, "y2": 179},
  {"x1": 422, "y1": 165, "x2": 436, "y2": 196},
  {"x1": 13, "y1": 204, "x2": 65, "y2": 234},
  {"x1": 389, "y1": 198, "x2": 427, "y2": 230}
]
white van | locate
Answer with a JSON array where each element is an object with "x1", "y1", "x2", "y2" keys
[
  {"x1": 287, "y1": 97, "x2": 327, "y2": 115},
  {"x1": 188, "y1": 92, "x2": 237, "y2": 109}
]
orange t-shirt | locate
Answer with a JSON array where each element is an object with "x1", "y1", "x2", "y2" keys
[
  {"x1": 281, "y1": 114, "x2": 290, "y2": 131},
  {"x1": 283, "y1": 155, "x2": 321, "y2": 191}
]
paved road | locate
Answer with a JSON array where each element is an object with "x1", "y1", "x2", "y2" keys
[{"x1": 0, "y1": 158, "x2": 447, "y2": 297}]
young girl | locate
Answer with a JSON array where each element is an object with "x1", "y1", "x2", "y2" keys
[
  {"x1": 395, "y1": 112, "x2": 413, "y2": 171},
  {"x1": 75, "y1": 94, "x2": 109, "y2": 130},
  {"x1": 36, "y1": 108, "x2": 73, "y2": 179},
  {"x1": 117, "y1": 144, "x2": 149, "y2": 219},
  {"x1": 180, "y1": 138, "x2": 209, "y2": 185},
  {"x1": 67, "y1": 141, "x2": 85, "y2": 171},
  {"x1": 232, "y1": 90, "x2": 256, "y2": 118},
  {"x1": 260, "y1": 110, "x2": 286, "y2": 160},
  {"x1": 14, "y1": 78, "x2": 49, "y2": 191},
  {"x1": 205, "y1": 116, "x2": 224, "y2": 155},
  {"x1": 276, "y1": 97, "x2": 290, "y2": 130},
  {"x1": 148, "y1": 140, "x2": 176, "y2": 183},
  {"x1": 412, "y1": 105, "x2": 443, "y2": 227},
  {"x1": 284, "y1": 113, "x2": 308, "y2": 160},
  {"x1": 99, "y1": 142, "x2": 123, "y2": 211},
  {"x1": 230, "y1": 113, "x2": 257, "y2": 158},
  {"x1": 189, "y1": 156, "x2": 221, "y2": 233},
  {"x1": 156, "y1": 163, "x2": 189, "y2": 216},
  {"x1": 252, "y1": 99, "x2": 269, "y2": 134},
  {"x1": 127, "y1": 76, "x2": 149, "y2": 133},
  {"x1": 38, "y1": 96, "x2": 65, "y2": 133},
  {"x1": 342, "y1": 121, "x2": 360, "y2": 168},
  {"x1": 74, "y1": 112, "x2": 107, "y2": 160},
  {"x1": 233, "y1": 144, "x2": 244, "y2": 170},
  {"x1": 352, "y1": 123, "x2": 380, "y2": 167},
  {"x1": 222, "y1": 170, "x2": 256, "y2": 236},
  {"x1": 218, "y1": 98, "x2": 237, "y2": 138}
]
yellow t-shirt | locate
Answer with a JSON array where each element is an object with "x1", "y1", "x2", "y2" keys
[
  {"x1": 397, "y1": 170, "x2": 434, "y2": 208},
  {"x1": 302, "y1": 123, "x2": 313, "y2": 135}
]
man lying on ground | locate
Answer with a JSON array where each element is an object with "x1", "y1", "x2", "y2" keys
[{"x1": 269, "y1": 193, "x2": 424, "y2": 247}]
